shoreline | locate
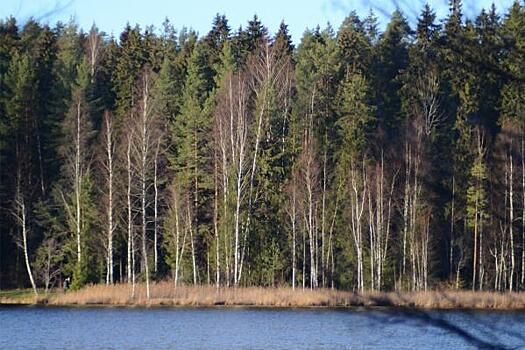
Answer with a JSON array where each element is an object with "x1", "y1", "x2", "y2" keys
[
  {"x1": 2, "y1": 283, "x2": 525, "y2": 311},
  {"x1": 2, "y1": 302, "x2": 525, "y2": 313},
  {"x1": 4, "y1": 303, "x2": 525, "y2": 313}
]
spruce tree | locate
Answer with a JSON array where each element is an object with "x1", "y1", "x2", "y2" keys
[
  {"x1": 113, "y1": 24, "x2": 145, "y2": 118},
  {"x1": 170, "y1": 42, "x2": 212, "y2": 283}
]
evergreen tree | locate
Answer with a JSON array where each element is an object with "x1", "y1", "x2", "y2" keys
[
  {"x1": 170, "y1": 42, "x2": 212, "y2": 283},
  {"x1": 273, "y1": 21, "x2": 294, "y2": 57},
  {"x1": 337, "y1": 11, "x2": 371, "y2": 73},
  {"x1": 335, "y1": 69, "x2": 375, "y2": 291},
  {"x1": 372, "y1": 10, "x2": 411, "y2": 136},
  {"x1": 57, "y1": 59, "x2": 96, "y2": 288},
  {"x1": 466, "y1": 128, "x2": 488, "y2": 290},
  {"x1": 113, "y1": 24, "x2": 145, "y2": 118},
  {"x1": 0, "y1": 7, "x2": 524, "y2": 293}
]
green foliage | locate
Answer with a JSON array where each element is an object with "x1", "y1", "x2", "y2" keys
[
  {"x1": 337, "y1": 11, "x2": 372, "y2": 72},
  {"x1": 2, "y1": 3, "x2": 525, "y2": 293},
  {"x1": 113, "y1": 24, "x2": 145, "y2": 118},
  {"x1": 295, "y1": 26, "x2": 340, "y2": 145},
  {"x1": 466, "y1": 138, "x2": 488, "y2": 231},
  {"x1": 335, "y1": 70, "x2": 375, "y2": 162},
  {"x1": 256, "y1": 238, "x2": 284, "y2": 286},
  {"x1": 171, "y1": 42, "x2": 212, "y2": 189}
]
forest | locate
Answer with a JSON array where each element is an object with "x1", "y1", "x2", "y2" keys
[{"x1": 1, "y1": 0, "x2": 525, "y2": 297}]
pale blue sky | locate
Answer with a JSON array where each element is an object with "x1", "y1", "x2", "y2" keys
[{"x1": 0, "y1": 0, "x2": 516, "y2": 42}]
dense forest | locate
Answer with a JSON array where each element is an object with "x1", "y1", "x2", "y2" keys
[{"x1": 1, "y1": 0, "x2": 525, "y2": 296}]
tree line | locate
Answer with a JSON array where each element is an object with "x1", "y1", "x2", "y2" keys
[{"x1": 1, "y1": 0, "x2": 525, "y2": 296}]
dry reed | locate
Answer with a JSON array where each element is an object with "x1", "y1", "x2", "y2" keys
[{"x1": 21, "y1": 282, "x2": 525, "y2": 310}]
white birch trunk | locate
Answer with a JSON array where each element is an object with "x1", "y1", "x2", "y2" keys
[
  {"x1": 153, "y1": 142, "x2": 160, "y2": 275},
  {"x1": 126, "y1": 137, "x2": 133, "y2": 286},
  {"x1": 15, "y1": 197, "x2": 38, "y2": 296},
  {"x1": 103, "y1": 112, "x2": 115, "y2": 285},
  {"x1": 75, "y1": 100, "x2": 82, "y2": 264},
  {"x1": 509, "y1": 149, "x2": 515, "y2": 291}
]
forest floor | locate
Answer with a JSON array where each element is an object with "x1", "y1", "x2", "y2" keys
[{"x1": 2, "y1": 283, "x2": 525, "y2": 310}]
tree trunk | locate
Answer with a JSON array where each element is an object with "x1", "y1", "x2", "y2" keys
[
  {"x1": 126, "y1": 138, "x2": 133, "y2": 286},
  {"x1": 521, "y1": 133, "x2": 525, "y2": 289},
  {"x1": 75, "y1": 100, "x2": 82, "y2": 264},
  {"x1": 509, "y1": 150, "x2": 515, "y2": 292},
  {"x1": 213, "y1": 148, "x2": 220, "y2": 288},
  {"x1": 18, "y1": 199, "x2": 37, "y2": 296},
  {"x1": 104, "y1": 112, "x2": 115, "y2": 285}
]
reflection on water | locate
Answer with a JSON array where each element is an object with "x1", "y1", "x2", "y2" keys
[{"x1": 1, "y1": 306, "x2": 525, "y2": 349}]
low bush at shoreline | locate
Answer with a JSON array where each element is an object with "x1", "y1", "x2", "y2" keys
[{"x1": 3, "y1": 283, "x2": 525, "y2": 310}]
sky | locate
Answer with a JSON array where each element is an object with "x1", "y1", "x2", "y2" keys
[{"x1": 0, "y1": 0, "x2": 517, "y2": 43}]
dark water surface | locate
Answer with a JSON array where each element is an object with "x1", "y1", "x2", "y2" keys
[{"x1": 1, "y1": 305, "x2": 525, "y2": 349}]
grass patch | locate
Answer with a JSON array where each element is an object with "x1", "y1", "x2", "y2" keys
[
  {"x1": 0, "y1": 288, "x2": 39, "y2": 304},
  {"x1": 0, "y1": 289, "x2": 59, "y2": 305},
  {"x1": 0, "y1": 289, "x2": 35, "y2": 299}
]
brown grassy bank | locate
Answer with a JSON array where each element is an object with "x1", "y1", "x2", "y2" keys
[
  {"x1": 2, "y1": 282, "x2": 523, "y2": 310},
  {"x1": 0, "y1": 289, "x2": 41, "y2": 305}
]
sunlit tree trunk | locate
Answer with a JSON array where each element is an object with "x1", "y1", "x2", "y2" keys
[
  {"x1": 101, "y1": 111, "x2": 116, "y2": 284},
  {"x1": 348, "y1": 161, "x2": 366, "y2": 292},
  {"x1": 188, "y1": 199, "x2": 197, "y2": 285},
  {"x1": 86, "y1": 25, "x2": 102, "y2": 83},
  {"x1": 321, "y1": 150, "x2": 327, "y2": 287},
  {"x1": 168, "y1": 185, "x2": 187, "y2": 287},
  {"x1": 153, "y1": 141, "x2": 160, "y2": 274},
  {"x1": 213, "y1": 147, "x2": 220, "y2": 288},
  {"x1": 126, "y1": 135, "x2": 134, "y2": 290},
  {"x1": 521, "y1": 133, "x2": 525, "y2": 289},
  {"x1": 402, "y1": 140, "x2": 411, "y2": 282},
  {"x1": 129, "y1": 68, "x2": 162, "y2": 300},
  {"x1": 285, "y1": 173, "x2": 298, "y2": 290},
  {"x1": 13, "y1": 159, "x2": 37, "y2": 296},
  {"x1": 17, "y1": 199, "x2": 37, "y2": 296},
  {"x1": 509, "y1": 147, "x2": 515, "y2": 292},
  {"x1": 75, "y1": 100, "x2": 82, "y2": 265},
  {"x1": 140, "y1": 107, "x2": 150, "y2": 299}
]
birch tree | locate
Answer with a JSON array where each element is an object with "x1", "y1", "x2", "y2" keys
[
  {"x1": 298, "y1": 128, "x2": 320, "y2": 289},
  {"x1": 12, "y1": 176, "x2": 38, "y2": 296},
  {"x1": 86, "y1": 24, "x2": 103, "y2": 83},
  {"x1": 214, "y1": 70, "x2": 250, "y2": 286},
  {"x1": 467, "y1": 128, "x2": 488, "y2": 291},
  {"x1": 58, "y1": 60, "x2": 94, "y2": 287},
  {"x1": 336, "y1": 69, "x2": 374, "y2": 292},
  {"x1": 164, "y1": 183, "x2": 188, "y2": 286},
  {"x1": 99, "y1": 111, "x2": 118, "y2": 284},
  {"x1": 367, "y1": 151, "x2": 397, "y2": 290},
  {"x1": 129, "y1": 66, "x2": 162, "y2": 299}
]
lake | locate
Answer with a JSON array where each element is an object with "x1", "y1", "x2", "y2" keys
[{"x1": 1, "y1": 306, "x2": 524, "y2": 349}]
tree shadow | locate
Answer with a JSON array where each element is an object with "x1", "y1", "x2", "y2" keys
[{"x1": 361, "y1": 293, "x2": 525, "y2": 350}]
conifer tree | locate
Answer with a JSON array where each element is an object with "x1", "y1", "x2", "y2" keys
[
  {"x1": 335, "y1": 69, "x2": 375, "y2": 291},
  {"x1": 57, "y1": 59, "x2": 96, "y2": 288},
  {"x1": 113, "y1": 24, "x2": 145, "y2": 118},
  {"x1": 170, "y1": 42, "x2": 211, "y2": 284}
]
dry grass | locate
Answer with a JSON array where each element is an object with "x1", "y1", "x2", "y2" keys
[
  {"x1": 0, "y1": 289, "x2": 47, "y2": 305},
  {"x1": 46, "y1": 283, "x2": 359, "y2": 307},
  {"x1": 3, "y1": 283, "x2": 525, "y2": 310}
]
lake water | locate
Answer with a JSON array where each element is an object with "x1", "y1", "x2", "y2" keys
[{"x1": 1, "y1": 306, "x2": 525, "y2": 349}]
